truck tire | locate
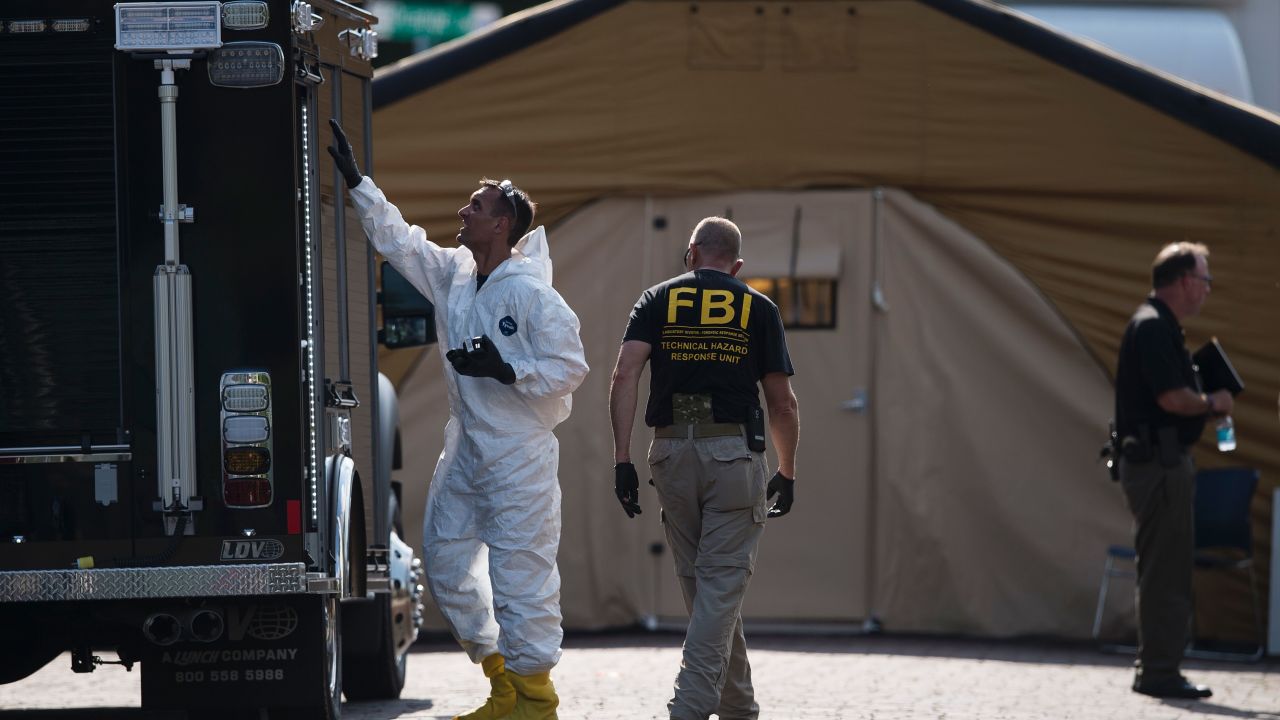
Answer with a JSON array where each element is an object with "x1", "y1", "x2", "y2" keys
[
  {"x1": 341, "y1": 494, "x2": 409, "y2": 700},
  {"x1": 272, "y1": 595, "x2": 342, "y2": 719},
  {"x1": 0, "y1": 609, "x2": 61, "y2": 684},
  {"x1": 0, "y1": 644, "x2": 60, "y2": 685}
]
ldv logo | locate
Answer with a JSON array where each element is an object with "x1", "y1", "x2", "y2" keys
[{"x1": 220, "y1": 539, "x2": 285, "y2": 561}]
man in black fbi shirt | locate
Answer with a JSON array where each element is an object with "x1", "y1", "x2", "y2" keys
[
  {"x1": 1114, "y1": 241, "x2": 1232, "y2": 700},
  {"x1": 608, "y1": 216, "x2": 800, "y2": 720}
]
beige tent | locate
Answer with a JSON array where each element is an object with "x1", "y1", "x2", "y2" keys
[{"x1": 367, "y1": 0, "x2": 1280, "y2": 641}]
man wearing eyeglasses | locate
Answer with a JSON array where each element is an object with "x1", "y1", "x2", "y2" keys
[
  {"x1": 1113, "y1": 241, "x2": 1231, "y2": 700},
  {"x1": 608, "y1": 217, "x2": 799, "y2": 720},
  {"x1": 329, "y1": 120, "x2": 587, "y2": 720}
]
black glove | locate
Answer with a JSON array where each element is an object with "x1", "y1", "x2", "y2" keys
[
  {"x1": 446, "y1": 335, "x2": 516, "y2": 385},
  {"x1": 766, "y1": 472, "x2": 795, "y2": 518},
  {"x1": 326, "y1": 118, "x2": 363, "y2": 190},
  {"x1": 614, "y1": 462, "x2": 642, "y2": 518}
]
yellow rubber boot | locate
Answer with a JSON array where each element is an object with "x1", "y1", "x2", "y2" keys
[
  {"x1": 507, "y1": 670, "x2": 559, "y2": 720},
  {"x1": 453, "y1": 653, "x2": 516, "y2": 720}
]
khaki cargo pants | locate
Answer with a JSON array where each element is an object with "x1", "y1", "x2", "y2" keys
[{"x1": 648, "y1": 432, "x2": 768, "y2": 720}]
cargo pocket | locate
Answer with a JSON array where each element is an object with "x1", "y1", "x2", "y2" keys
[
  {"x1": 646, "y1": 438, "x2": 679, "y2": 468},
  {"x1": 646, "y1": 438, "x2": 680, "y2": 503},
  {"x1": 705, "y1": 436, "x2": 760, "y2": 513}
]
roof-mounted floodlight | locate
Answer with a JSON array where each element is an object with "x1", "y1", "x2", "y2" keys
[
  {"x1": 339, "y1": 27, "x2": 377, "y2": 60},
  {"x1": 222, "y1": 1, "x2": 269, "y2": 30},
  {"x1": 208, "y1": 41, "x2": 285, "y2": 87},
  {"x1": 291, "y1": 1, "x2": 322, "y2": 34},
  {"x1": 114, "y1": 2, "x2": 222, "y2": 52}
]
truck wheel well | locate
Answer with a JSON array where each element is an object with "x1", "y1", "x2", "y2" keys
[
  {"x1": 348, "y1": 473, "x2": 367, "y2": 599},
  {"x1": 393, "y1": 428, "x2": 403, "y2": 470}
]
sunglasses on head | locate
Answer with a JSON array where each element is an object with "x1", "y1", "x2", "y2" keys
[{"x1": 497, "y1": 179, "x2": 519, "y2": 219}]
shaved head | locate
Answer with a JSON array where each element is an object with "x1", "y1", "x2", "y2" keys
[{"x1": 691, "y1": 217, "x2": 741, "y2": 262}]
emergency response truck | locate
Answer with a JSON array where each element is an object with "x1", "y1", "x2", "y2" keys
[{"x1": 0, "y1": 1, "x2": 433, "y2": 716}]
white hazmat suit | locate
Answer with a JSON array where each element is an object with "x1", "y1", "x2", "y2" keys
[{"x1": 351, "y1": 178, "x2": 588, "y2": 675}]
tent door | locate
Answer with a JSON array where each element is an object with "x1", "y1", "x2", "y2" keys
[{"x1": 643, "y1": 191, "x2": 874, "y2": 626}]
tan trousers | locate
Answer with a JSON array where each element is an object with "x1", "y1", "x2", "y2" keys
[
  {"x1": 1119, "y1": 452, "x2": 1195, "y2": 683},
  {"x1": 648, "y1": 434, "x2": 768, "y2": 720}
]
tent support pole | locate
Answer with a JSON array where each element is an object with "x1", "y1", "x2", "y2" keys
[{"x1": 862, "y1": 187, "x2": 888, "y2": 632}]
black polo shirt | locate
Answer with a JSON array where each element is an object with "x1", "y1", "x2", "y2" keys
[
  {"x1": 1114, "y1": 296, "x2": 1206, "y2": 446},
  {"x1": 623, "y1": 269, "x2": 794, "y2": 427}
]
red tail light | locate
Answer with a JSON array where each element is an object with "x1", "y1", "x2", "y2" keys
[{"x1": 224, "y1": 478, "x2": 272, "y2": 507}]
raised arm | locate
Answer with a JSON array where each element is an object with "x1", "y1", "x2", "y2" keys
[{"x1": 329, "y1": 118, "x2": 456, "y2": 304}]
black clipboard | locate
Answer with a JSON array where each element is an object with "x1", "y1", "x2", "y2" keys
[{"x1": 1193, "y1": 337, "x2": 1244, "y2": 396}]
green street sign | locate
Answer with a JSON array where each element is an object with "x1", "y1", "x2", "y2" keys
[{"x1": 370, "y1": 0, "x2": 500, "y2": 44}]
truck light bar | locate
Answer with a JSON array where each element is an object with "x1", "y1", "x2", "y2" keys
[
  {"x1": 7, "y1": 20, "x2": 47, "y2": 33},
  {"x1": 52, "y1": 19, "x2": 92, "y2": 32},
  {"x1": 2, "y1": 18, "x2": 93, "y2": 33},
  {"x1": 115, "y1": 2, "x2": 222, "y2": 52}
]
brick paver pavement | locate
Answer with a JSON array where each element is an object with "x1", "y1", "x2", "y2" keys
[
  {"x1": 371, "y1": 632, "x2": 1279, "y2": 720},
  {"x1": 1, "y1": 632, "x2": 1276, "y2": 719}
]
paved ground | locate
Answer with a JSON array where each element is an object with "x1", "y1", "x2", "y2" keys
[{"x1": 0, "y1": 631, "x2": 1276, "y2": 719}]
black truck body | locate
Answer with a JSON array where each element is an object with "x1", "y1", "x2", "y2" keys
[{"x1": 0, "y1": 1, "x2": 424, "y2": 716}]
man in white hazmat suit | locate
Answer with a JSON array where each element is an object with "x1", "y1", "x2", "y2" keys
[{"x1": 329, "y1": 120, "x2": 587, "y2": 720}]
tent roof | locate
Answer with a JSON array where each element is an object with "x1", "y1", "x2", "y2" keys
[{"x1": 373, "y1": 0, "x2": 1280, "y2": 166}]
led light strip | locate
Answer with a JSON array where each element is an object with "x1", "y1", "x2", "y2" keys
[{"x1": 300, "y1": 102, "x2": 319, "y2": 527}]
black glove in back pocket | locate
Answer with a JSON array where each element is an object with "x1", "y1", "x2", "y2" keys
[{"x1": 745, "y1": 405, "x2": 766, "y2": 453}]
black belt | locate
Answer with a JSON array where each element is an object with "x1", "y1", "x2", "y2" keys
[{"x1": 654, "y1": 422, "x2": 742, "y2": 439}]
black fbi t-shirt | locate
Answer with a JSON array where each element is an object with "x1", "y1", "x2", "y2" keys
[{"x1": 623, "y1": 269, "x2": 794, "y2": 427}]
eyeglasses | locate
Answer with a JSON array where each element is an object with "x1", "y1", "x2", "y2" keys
[
  {"x1": 1188, "y1": 273, "x2": 1213, "y2": 288},
  {"x1": 683, "y1": 243, "x2": 701, "y2": 267},
  {"x1": 497, "y1": 179, "x2": 519, "y2": 219}
]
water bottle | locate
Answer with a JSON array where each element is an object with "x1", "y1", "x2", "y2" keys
[{"x1": 1216, "y1": 415, "x2": 1236, "y2": 452}]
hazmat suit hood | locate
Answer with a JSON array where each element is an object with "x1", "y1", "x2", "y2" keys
[
  {"x1": 494, "y1": 225, "x2": 552, "y2": 286},
  {"x1": 509, "y1": 225, "x2": 550, "y2": 281}
]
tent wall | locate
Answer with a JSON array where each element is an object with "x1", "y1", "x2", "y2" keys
[
  {"x1": 375, "y1": 0, "x2": 1280, "y2": 640},
  {"x1": 872, "y1": 189, "x2": 1124, "y2": 634},
  {"x1": 395, "y1": 189, "x2": 1136, "y2": 637}
]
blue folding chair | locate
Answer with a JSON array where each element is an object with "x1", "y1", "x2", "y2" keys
[
  {"x1": 1091, "y1": 467, "x2": 1263, "y2": 661},
  {"x1": 1092, "y1": 544, "x2": 1137, "y2": 652},
  {"x1": 1188, "y1": 466, "x2": 1263, "y2": 660}
]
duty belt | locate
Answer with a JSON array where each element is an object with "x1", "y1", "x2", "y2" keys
[{"x1": 655, "y1": 422, "x2": 743, "y2": 439}]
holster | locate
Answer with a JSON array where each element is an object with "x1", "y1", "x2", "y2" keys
[
  {"x1": 1119, "y1": 424, "x2": 1181, "y2": 468},
  {"x1": 1100, "y1": 419, "x2": 1120, "y2": 481},
  {"x1": 1120, "y1": 425, "x2": 1153, "y2": 464}
]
